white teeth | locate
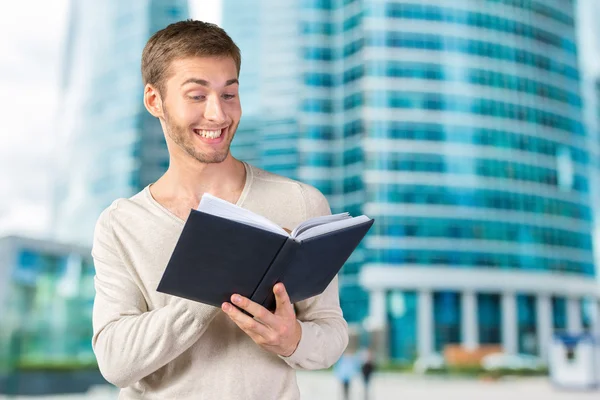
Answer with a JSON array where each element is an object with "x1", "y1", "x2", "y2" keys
[{"x1": 197, "y1": 129, "x2": 222, "y2": 139}]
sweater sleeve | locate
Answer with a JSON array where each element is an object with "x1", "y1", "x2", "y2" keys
[
  {"x1": 91, "y1": 202, "x2": 220, "y2": 388},
  {"x1": 279, "y1": 184, "x2": 349, "y2": 369}
]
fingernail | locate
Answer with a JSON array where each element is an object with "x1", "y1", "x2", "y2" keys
[
  {"x1": 222, "y1": 303, "x2": 230, "y2": 311},
  {"x1": 232, "y1": 295, "x2": 241, "y2": 304}
]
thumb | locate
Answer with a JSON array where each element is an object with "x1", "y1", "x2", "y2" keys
[{"x1": 274, "y1": 283, "x2": 294, "y2": 317}]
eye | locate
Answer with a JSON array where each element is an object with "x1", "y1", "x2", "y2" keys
[
  {"x1": 189, "y1": 95, "x2": 206, "y2": 101},
  {"x1": 222, "y1": 94, "x2": 236, "y2": 100}
]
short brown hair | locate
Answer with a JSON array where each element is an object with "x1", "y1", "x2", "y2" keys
[{"x1": 141, "y1": 19, "x2": 241, "y2": 96}]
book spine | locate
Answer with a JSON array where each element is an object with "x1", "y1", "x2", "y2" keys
[{"x1": 249, "y1": 239, "x2": 299, "y2": 312}]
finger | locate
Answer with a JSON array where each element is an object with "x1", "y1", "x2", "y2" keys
[
  {"x1": 230, "y1": 294, "x2": 277, "y2": 326},
  {"x1": 273, "y1": 283, "x2": 294, "y2": 317},
  {"x1": 222, "y1": 302, "x2": 271, "y2": 339}
]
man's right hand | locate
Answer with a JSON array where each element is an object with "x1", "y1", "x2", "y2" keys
[{"x1": 221, "y1": 283, "x2": 302, "y2": 357}]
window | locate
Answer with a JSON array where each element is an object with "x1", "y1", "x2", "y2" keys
[{"x1": 368, "y1": 33, "x2": 579, "y2": 80}]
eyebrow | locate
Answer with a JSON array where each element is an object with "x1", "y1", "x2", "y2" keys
[{"x1": 181, "y1": 78, "x2": 239, "y2": 87}]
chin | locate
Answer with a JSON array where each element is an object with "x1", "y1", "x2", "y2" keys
[{"x1": 190, "y1": 149, "x2": 231, "y2": 164}]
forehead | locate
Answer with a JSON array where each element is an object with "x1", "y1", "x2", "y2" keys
[{"x1": 166, "y1": 56, "x2": 238, "y2": 83}]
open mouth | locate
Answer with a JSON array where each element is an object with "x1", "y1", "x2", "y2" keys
[
  {"x1": 193, "y1": 127, "x2": 227, "y2": 143},
  {"x1": 193, "y1": 128, "x2": 224, "y2": 139}
]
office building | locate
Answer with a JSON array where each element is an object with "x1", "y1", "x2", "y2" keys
[
  {"x1": 53, "y1": 0, "x2": 189, "y2": 246},
  {"x1": 261, "y1": 0, "x2": 600, "y2": 361}
]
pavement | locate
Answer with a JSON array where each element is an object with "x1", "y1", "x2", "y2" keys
[
  {"x1": 1, "y1": 372, "x2": 599, "y2": 399},
  {"x1": 297, "y1": 372, "x2": 600, "y2": 400}
]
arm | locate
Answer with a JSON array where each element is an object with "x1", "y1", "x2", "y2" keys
[
  {"x1": 279, "y1": 275, "x2": 349, "y2": 370},
  {"x1": 91, "y1": 203, "x2": 220, "y2": 388}
]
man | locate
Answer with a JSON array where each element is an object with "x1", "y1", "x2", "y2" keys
[{"x1": 91, "y1": 20, "x2": 348, "y2": 399}]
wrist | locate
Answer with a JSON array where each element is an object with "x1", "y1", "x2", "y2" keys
[{"x1": 281, "y1": 320, "x2": 302, "y2": 357}]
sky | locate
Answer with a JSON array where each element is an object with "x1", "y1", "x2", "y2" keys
[
  {"x1": 0, "y1": 0, "x2": 221, "y2": 239},
  {"x1": 0, "y1": 0, "x2": 70, "y2": 238}
]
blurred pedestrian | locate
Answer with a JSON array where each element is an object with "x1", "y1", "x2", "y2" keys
[
  {"x1": 360, "y1": 349, "x2": 376, "y2": 400},
  {"x1": 334, "y1": 351, "x2": 360, "y2": 400}
]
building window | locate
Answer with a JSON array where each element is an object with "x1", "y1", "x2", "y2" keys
[
  {"x1": 434, "y1": 291, "x2": 462, "y2": 351},
  {"x1": 388, "y1": 291, "x2": 418, "y2": 362},
  {"x1": 478, "y1": 294, "x2": 502, "y2": 344},
  {"x1": 552, "y1": 296, "x2": 567, "y2": 332},
  {"x1": 517, "y1": 294, "x2": 538, "y2": 355}
]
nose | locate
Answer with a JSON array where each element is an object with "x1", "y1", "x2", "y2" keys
[{"x1": 204, "y1": 94, "x2": 226, "y2": 123}]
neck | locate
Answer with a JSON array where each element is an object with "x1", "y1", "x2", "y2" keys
[{"x1": 155, "y1": 154, "x2": 246, "y2": 205}]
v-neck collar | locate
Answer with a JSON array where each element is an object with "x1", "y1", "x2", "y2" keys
[{"x1": 145, "y1": 161, "x2": 253, "y2": 224}]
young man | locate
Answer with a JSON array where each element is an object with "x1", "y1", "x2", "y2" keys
[{"x1": 91, "y1": 20, "x2": 349, "y2": 399}]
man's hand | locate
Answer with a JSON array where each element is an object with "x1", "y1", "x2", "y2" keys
[{"x1": 222, "y1": 283, "x2": 301, "y2": 357}]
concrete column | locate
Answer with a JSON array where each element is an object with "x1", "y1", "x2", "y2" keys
[
  {"x1": 567, "y1": 297, "x2": 582, "y2": 334},
  {"x1": 366, "y1": 289, "x2": 387, "y2": 362},
  {"x1": 368, "y1": 289, "x2": 387, "y2": 330},
  {"x1": 536, "y1": 294, "x2": 552, "y2": 361},
  {"x1": 501, "y1": 292, "x2": 518, "y2": 354},
  {"x1": 461, "y1": 291, "x2": 478, "y2": 350},
  {"x1": 418, "y1": 290, "x2": 433, "y2": 357}
]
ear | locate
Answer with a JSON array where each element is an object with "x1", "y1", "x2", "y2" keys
[{"x1": 144, "y1": 84, "x2": 164, "y2": 118}]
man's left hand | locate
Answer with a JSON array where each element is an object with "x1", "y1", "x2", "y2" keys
[{"x1": 222, "y1": 283, "x2": 301, "y2": 357}]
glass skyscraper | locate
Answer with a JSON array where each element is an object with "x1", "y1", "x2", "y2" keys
[
  {"x1": 316, "y1": 0, "x2": 598, "y2": 361},
  {"x1": 223, "y1": 0, "x2": 301, "y2": 179},
  {"x1": 52, "y1": 0, "x2": 189, "y2": 246},
  {"x1": 229, "y1": 0, "x2": 600, "y2": 362}
]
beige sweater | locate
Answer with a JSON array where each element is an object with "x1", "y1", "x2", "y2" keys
[{"x1": 91, "y1": 162, "x2": 349, "y2": 399}]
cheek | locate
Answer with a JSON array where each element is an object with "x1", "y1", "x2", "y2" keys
[
  {"x1": 225, "y1": 102, "x2": 242, "y2": 119},
  {"x1": 180, "y1": 104, "x2": 203, "y2": 123}
]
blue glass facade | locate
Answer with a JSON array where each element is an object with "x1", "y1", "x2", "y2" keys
[
  {"x1": 552, "y1": 296, "x2": 567, "y2": 331},
  {"x1": 478, "y1": 294, "x2": 502, "y2": 345},
  {"x1": 387, "y1": 291, "x2": 417, "y2": 361},
  {"x1": 297, "y1": 0, "x2": 597, "y2": 360},
  {"x1": 433, "y1": 292, "x2": 462, "y2": 352},
  {"x1": 517, "y1": 294, "x2": 537, "y2": 355}
]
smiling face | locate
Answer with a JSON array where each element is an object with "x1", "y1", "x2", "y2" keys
[{"x1": 146, "y1": 56, "x2": 241, "y2": 165}]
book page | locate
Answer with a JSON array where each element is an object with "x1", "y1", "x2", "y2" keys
[
  {"x1": 290, "y1": 213, "x2": 351, "y2": 238},
  {"x1": 198, "y1": 193, "x2": 289, "y2": 236},
  {"x1": 294, "y1": 215, "x2": 372, "y2": 241}
]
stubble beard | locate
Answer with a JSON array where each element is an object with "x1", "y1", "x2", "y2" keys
[{"x1": 163, "y1": 106, "x2": 234, "y2": 164}]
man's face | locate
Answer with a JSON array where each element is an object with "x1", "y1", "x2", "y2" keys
[{"x1": 159, "y1": 56, "x2": 241, "y2": 164}]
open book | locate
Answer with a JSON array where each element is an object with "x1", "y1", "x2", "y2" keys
[
  {"x1": 157, "y1": 194, "x2": 374, "y2": 312},
  {"x1": 198, "y1": 193, "x2": 372, "y2": 241}
]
